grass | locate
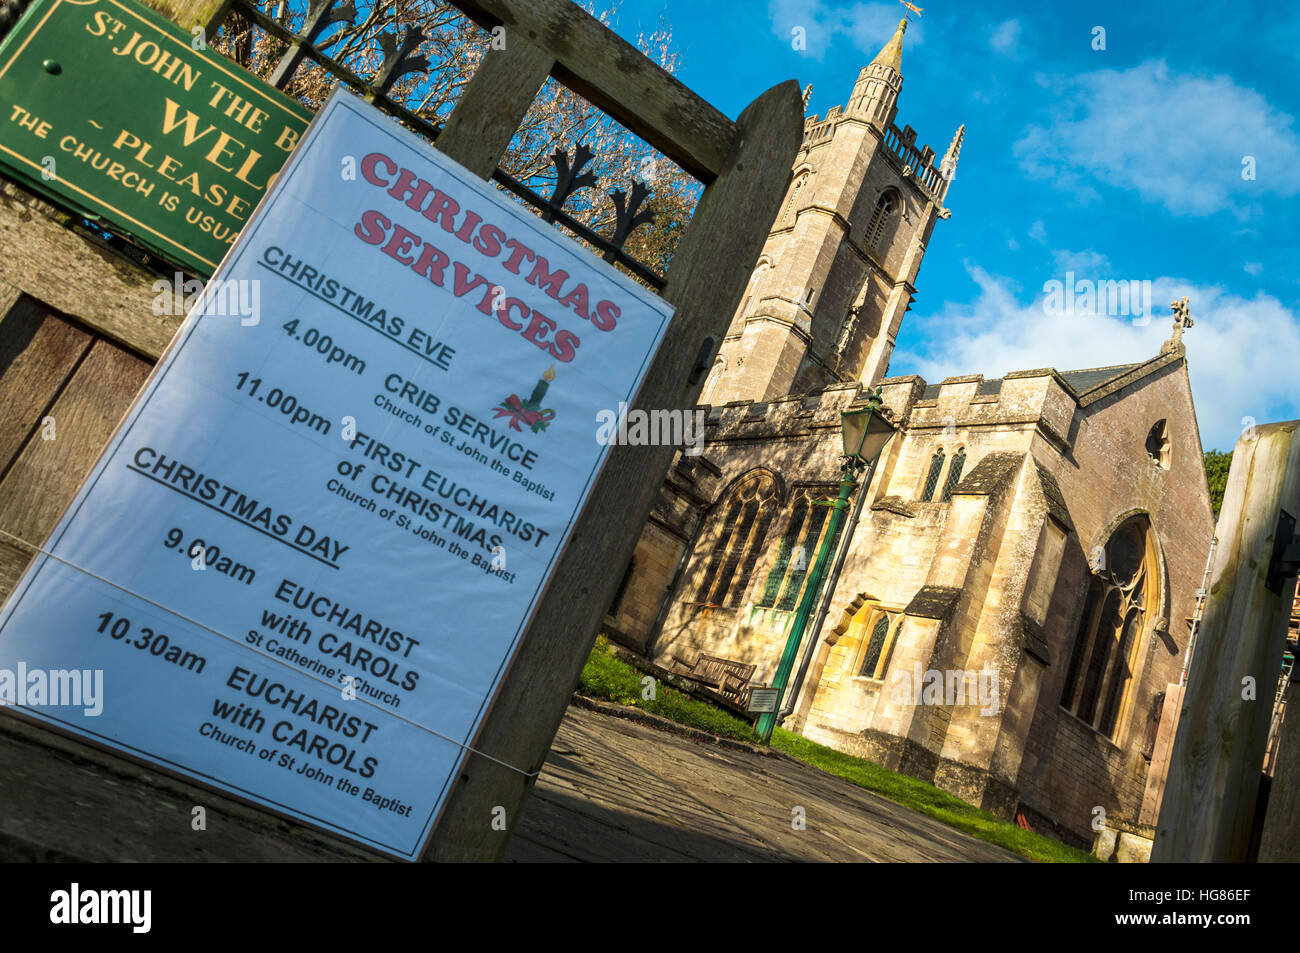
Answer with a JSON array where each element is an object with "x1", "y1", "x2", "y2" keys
[
  {"x1": 579, "y1": 636, "x2": 760, "y2": 742},
  {"x1": 578, "y1": 636, "x2": 1098, "y2": 864}
]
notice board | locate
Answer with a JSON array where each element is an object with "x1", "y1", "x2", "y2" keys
[
  {"x1": 0, "y1": 0, "x2": 311, "y2": 275},
  {"x1": 0, "y1": 89, "x2": 674, "y2": 859}
]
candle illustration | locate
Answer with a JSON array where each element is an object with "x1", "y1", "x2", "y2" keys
[
  {"x1": 527, "y1": 365, "x2": 555, "y2": 409},
  {"x1": 496, "y1": 366, "x2": 558, "y2": 434}
]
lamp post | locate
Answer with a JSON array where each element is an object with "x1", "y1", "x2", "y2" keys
[{"x1": 755, "y1": 389, "x2": 896, "y2": 744}]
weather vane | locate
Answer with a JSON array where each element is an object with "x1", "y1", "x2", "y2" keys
[{"x1": 898, "y1": 0, "x2": 923, "y2": 21}]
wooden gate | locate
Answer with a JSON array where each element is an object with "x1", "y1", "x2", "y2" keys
[{"x1": 0, "y1": 0, "x2": 802, "y2": 860}]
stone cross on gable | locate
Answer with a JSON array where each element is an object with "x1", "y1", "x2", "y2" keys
[{"x1": 1170, "y1": 296, "x2": 1194, "y2": 341}]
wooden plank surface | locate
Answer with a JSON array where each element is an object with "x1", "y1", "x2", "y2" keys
[
  {"x1": 436, "y1": 40, "x2": 554, "y2": 179},
  {"x1": 0, "y1": 299, "x2": 93, "y2": 476},
  {"x1": 453, "y1": 0, "x2": 736, "y2": 181},
  {"x1": 0, "y1": 338, "x2": 150, "y2": 548}
]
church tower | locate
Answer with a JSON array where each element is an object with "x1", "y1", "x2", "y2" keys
[{"x1": 702, "y1": 19, "x2": 963, "y2": 404}]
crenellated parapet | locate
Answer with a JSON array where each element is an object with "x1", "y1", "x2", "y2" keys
[{"x1": 903, "y1": 370, "x2": 1081, "y2": 452}]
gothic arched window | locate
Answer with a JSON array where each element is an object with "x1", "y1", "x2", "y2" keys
[
  {"x1": 785, "y1": 173, "x2": 810, "y2": 225},
  {"x1": 859, "y1": 614, "x2": 892, "y2": 677},
  {"x1": 940, "y1": 449, "x2": 967, "y2": 502},
  {"x1": 921, "y1": 450, "x2": 946, "y2": 502},
  {"x1": 694, "y1": 472, "x2": 778, "y2": 607},
  {"x1": 865, "y1": 190, "x2": 898, "y2": 251},
  {"x1": 756, "y1": 487, "x2": 842, "y2": 611},
  {"x1": 1060, "y1": 517, "x2": 1157, "y2": 738}
]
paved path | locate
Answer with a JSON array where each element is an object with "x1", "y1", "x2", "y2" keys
[{"x1": 506, "y1": 705, "x2": 1026, "y2": 862}]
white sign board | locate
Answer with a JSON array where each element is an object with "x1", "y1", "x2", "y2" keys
[
  {"x1": 747, "y1": 688, "x2": 779, "y2": 713},
  {"x1": 0, "y1": 89, "x2": 673, "y2": 860}
]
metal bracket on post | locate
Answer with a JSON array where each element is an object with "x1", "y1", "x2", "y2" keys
[
  {"x1": 1265, "y1": 509, "x2": 1299, "y2": 595},
  {"x1": 688, "y1": 337, "x2": 714, "y2": 385}
]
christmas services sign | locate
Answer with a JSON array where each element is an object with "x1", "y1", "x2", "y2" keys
[{"x1": 0, "y1": 89, "x2": 673, "y2": 859}]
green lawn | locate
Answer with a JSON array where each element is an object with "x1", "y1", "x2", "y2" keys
[{"x1": 578, "y1": 636, "x2": 1097, "y2": 864}]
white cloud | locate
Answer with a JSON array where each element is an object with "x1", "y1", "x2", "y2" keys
[
  {"x1": 892, "y1": 264, "x2": 1300, "y2": 450},
  {"x1": 1051, "y1": 248, "x2": 1111, "y2": 273},
  {"x1": 1014, "y1": 60, "x2": 1300, "y2": 216},
  {"x1": 990, "y1": 19, "x2": 1021, "y2": 55},
  {"x1": 1244, "y1": 261, "x2": 1263, "y2": 276},
  {"x1": 768, "y1": 0, "x2": 922, "y2": 61},
  {"x1": 1027, "y1": 219, "x2": 1047, "y2": 242}
]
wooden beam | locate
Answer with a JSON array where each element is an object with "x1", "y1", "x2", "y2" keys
[
  {"x1": 1152, "y1": 420, "x2": 1300, "y2": 861},
  {"x1": 434, "y1": 40, "x2": 554, "y2": 179},
  {"x1": 451, "y1": 0, "x2": 735, "y2": 182},
  {"x1": 0, "y1": 185, "x2": 178, "y2": 360},
  {"x1": 139, "y1": 0, "x2": 232, "y2": 36},
  {"x1": 421, "y1": 80, "x2": 802, "y2": 862}
]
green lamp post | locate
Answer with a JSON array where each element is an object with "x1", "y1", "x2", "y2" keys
[{"x1": 755, "y1": 388, "x2": 896, "y2": 744}]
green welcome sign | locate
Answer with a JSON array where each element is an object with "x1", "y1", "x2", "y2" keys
[{"x1": 0, "y1": 0, "x2": 311, "y2": 275}]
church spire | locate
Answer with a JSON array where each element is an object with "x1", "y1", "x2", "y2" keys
[
  {"x1": 871, "y1": 18, "x2": 908, "y2": 75},
  {"x1": 849, "y1": 19, "x2": 907, "y2": 128}
]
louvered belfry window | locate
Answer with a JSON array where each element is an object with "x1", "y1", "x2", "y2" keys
[{"x1": 866, "y1": 191, "x2": 896, "y2": 251}]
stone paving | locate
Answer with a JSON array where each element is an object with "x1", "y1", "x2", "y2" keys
[{"x1": 505, "y1": 705, "x2": 1026, "y2": 862}]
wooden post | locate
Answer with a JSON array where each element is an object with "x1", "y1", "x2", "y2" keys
[
  {"x1": 434, "y1": 41, "x2": 553, "y2": 178},
  {"x1": 139, "y1": 0, "x2": 231, "y2": 37},
  {"x1": 422, "y1": 80, "x2": 803, "y2": 861},
  {"x1": 1259, "y1": 667, "x2": 1300, "y2": 860},
  {"x1": 1151, "y1": 421, "x2": 1300, "y2": 862}
]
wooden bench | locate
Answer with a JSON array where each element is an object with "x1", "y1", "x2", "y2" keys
[{"x1": 670, "y1": 654, "x2": 756, "y2": 705}]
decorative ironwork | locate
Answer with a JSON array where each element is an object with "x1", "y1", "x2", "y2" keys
[
  {"x1": 604, "y1": 180, "x2": 655, "y2": 262},
  {"x1": 269, "y1": 0, "x2": 356, "y2": 90},
  {"x1": 544, "y1": 143, "x2": 597, "y2": 222},
  {"x1": 228, "y1": 1, "x2": 671, "y2": 289},
  {"x1": 373, "y1": 26, "x2": 430, "y2": 96}
]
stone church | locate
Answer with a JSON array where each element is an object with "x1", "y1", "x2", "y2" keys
[{"x1": 604, "y1": 19, "x2": 1216, "y2": 847}]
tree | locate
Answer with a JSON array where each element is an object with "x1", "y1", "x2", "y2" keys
[
  {"x1": 214, "y1": 0, "x2": 700, "y2": 281},
  {"x1": 1204, "y1": 449, "x2": 1232, "y2": 518}
]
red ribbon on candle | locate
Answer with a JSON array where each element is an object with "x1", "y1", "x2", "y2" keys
[{"x1": 494, "y1": 394, "x2": 556, "y2": 433}]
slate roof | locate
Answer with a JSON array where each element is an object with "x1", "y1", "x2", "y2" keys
[
  {"x1": 1058, "y1": 363, "x2": 1141, "y2": 396},
  {"x1": 918, "y1": 363, "x2": 1140, "y2": 401}
]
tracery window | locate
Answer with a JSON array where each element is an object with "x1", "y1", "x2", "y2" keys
[
  {"x1": 757, "y1": 487, "x2": 842, "y2": 611},
  {"x1": 1060, "y1": 517, "x2": 1157, "y2": 738},
  {"x1": 694, "y1": 472, "x2": 778, "y2": 607}
]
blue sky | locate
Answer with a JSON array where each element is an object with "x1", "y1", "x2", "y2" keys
[{"x1": 597, "y1": 0, "x2": 1300, "y2": 451}]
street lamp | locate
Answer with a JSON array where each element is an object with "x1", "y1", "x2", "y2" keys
[{"x1": 755, "y1": 388, "x2": 896, "y2": 744}]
